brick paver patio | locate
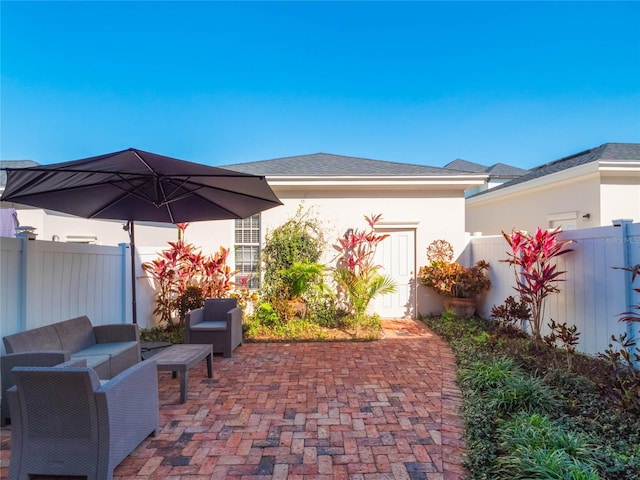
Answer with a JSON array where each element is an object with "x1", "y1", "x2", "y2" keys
[{"x1": 0, "y1": 319, "x2": 467, "y2": 480}]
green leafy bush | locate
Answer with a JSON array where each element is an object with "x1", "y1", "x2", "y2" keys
[{"x1": 422, "y1": 314, "x2": 640, "y2": 480}]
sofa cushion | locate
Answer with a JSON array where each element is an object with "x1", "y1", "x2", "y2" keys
[
  {"x1": 69, "y1": 353, "x2": 111, "y2": 377},
  {"x1": 190, "y1": 321, "x2": 227, "y2": 331},
  {"x1": 2, "y1": 325, "x2": 62, "y2": 353},
  {"x1": 74, "y1": 341, "x2": 139, "y2": 358},
  {"x1": 55, "y1": 316, "x2": 96, "y2": 353}
]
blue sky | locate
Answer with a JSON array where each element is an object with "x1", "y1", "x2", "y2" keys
[{"x1": 1, "y1": 1, "x2": 639, "y2": 170}]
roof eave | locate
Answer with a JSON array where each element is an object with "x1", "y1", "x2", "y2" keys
[
  {"x1": 466, "y1": 162, "x2": 601, "y2": 205},
  {"x1": 265, "y1": 174, "x2": 487, "y2": 187},
  {"x1": 599, "y1": 160, "x2": 640, "y2": 175}
]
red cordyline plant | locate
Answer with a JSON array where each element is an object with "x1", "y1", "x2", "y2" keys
[
  {"x1": 333, "y1": 214, "x2": 396, "y2": 325},
  {"x1": 501, "y1": 227, "x2": 574, "y2": 343},
  {"x1": 142, "y1": 224, "x2": 238, "y2": 326}
]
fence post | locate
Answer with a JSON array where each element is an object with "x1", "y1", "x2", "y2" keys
[
  {"x1": 17, "y1": 231, "x2": 38, "y2": 331},
  {"x1": 614, "y1": 219, "x2": 638, "y2": 366},
  {"x1": 119, "y1": 243, "x2": 132, "y2": 324}
]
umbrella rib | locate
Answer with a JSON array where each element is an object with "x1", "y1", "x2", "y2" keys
[{"x1": 162, "y1": 177, "x2": 280, "y2": 204}]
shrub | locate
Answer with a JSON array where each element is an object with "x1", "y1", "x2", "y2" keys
[
  {"x1": 262, "y1": 204, "x2": 325, "y2": 298},
  {"x1": 422, "y1": 314, "x2": 640, "y2": 480},
  {"x1": 261, "y1": 205, "x2": 328, "y2": 321},
  {"x1": 495, "y1": 447, "x2": 601, "y2": 480},
  {"x1": 142, "y1": 223, "x2": 238, "y2": 327},
  {"x1": 458, "y1": 358, "x2": 519, "y2": 392},
  {"x1": 176, "y1": 285, "x2": 204, "y2": 324},
  {"x1": 491, "y1": 295, "x2": 531, "y2": 333},
  {"x1": 418, "y1": 239, "x2": 490, "y2": 298},
  {"x1": 501, "y1": 227, "x2": 574, "y2": 342}
]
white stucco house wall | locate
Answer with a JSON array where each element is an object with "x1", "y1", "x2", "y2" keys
[
  {"x1": 222, "y1": 153, "x2": 486, "y2": 319},
  {"x1": 1, "y1": 153, "x2": 486, "y2": 319},
  {"x1": 465, "y1": 143, "x2": 640, "y2": 235}
]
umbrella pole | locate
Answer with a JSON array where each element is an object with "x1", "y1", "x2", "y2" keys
[{"x1": 128, "y1": 220, "x2": 138, "y2": 324}]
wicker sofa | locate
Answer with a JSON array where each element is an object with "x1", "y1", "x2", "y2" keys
[{"x1": 1, "y1": 315, "x2": 140, "y2": 425}]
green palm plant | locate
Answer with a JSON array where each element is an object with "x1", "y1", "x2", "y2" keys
[
  {"x1": 333, "y1": 214, "x2": 396, "y2": 333},
  {"x1": 279, "y1": 261, "x2": 326, "y2": 300},
  {"x1": 334, "y1": 266, "x2": 396, "y2": 319}
]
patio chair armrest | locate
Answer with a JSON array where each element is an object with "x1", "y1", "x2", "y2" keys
[
  {"x1": 1, "y1": 351, "x2": 71, "y2": 426},
  {"x1": 227, "y1": 307, "x2": 243, "y2": 356},
  {"x1": 94, "y1": 323, "x2": 139, "y2": 343},
  {"x1": 95, "y1": 359, "x2": 159, "y2": 456},
  {"x1": 1, "y1": 351, "x2": 71, "y2": 371},
  {"x1": 228, "y1": 307, "x2": 242, "y2": 327},
  {"x1": 186, "y1": 307, "x2": 204, "y2": 327},
  {"x1": 184, "y1": 307, "x2": 204, "y2": 344}
]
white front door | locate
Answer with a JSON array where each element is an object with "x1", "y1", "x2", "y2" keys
[{"x1": 374, "y1": 229, "x2": 416, "y2": 319}]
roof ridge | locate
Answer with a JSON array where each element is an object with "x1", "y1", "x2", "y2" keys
[
  {"x1": 222, "y1": 152, "x2": 480, "y2": 177},
  {"x1": 530, "y1": 144, "x2": 606, "y2": 172},
  {"x1": 231, "y1": 152, "x2": 445, "y2": 170}
]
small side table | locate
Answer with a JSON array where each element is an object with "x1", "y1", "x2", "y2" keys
[{"x1": 151, "y1": 344, "x2": 213, "y2": 403}]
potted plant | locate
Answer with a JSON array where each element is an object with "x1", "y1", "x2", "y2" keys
[{"x1": 418, "y1": 239, "x2": 490, "y2": 317}]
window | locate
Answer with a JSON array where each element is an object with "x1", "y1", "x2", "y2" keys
[
  {"x1": 65, "y1": 234, "x2": 99, "y2": 244},
  {"x1": 547, "y1": 212, "x2": 577, "y2": 231},
  {"x1": 234, "y1": 214, "x2": 261, "y2": 289}
]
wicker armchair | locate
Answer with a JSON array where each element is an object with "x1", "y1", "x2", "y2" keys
[
  {"x1": 184, "y1": 298, "x2": 243, "y2": 357},
  {"x1": 7, "y1": 359, "x2": 159, "y2": 480}
]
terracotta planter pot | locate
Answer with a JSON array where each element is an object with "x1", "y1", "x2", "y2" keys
[{"x1": 443, "y1": 297, "x2": 476, "y2": 318}]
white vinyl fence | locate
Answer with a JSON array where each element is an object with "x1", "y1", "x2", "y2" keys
[
  {"x1": 469, "y1": 221, "x2": 639, "y2": 356},
  {"x1": 0, "y1": 235, "x2": 166, "y2": 354},
  {"x1": 2, "y1": 222, "x2": 639, "y2": 358}
]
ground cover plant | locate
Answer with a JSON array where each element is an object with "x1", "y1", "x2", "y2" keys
[{"x1": 423, "y1": 311, "x2": 640, "y2": 480}]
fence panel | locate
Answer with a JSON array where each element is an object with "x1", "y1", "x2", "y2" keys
[
  {"x1": 0, "y1": 238, "x2": 22, "y2": 340},
  {"x1": 0, "y1": 238, "x2": 128, "y2": 351},
  {"x1": 22, "y1": 240, "x2": 125, "y2": 330},
  {"x1": 469, "y1": 224, "x2": 637, "y2": 356}
]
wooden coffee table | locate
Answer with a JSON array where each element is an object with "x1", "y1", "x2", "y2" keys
[{"x1": 151, "y1": 344, "x2": 213, "y2": 403}]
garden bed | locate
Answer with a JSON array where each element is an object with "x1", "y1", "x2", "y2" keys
[{"x1": 422, "y1": 314, "x2": 640, "y2": 480}]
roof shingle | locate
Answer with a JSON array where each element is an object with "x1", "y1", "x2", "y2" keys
[{"x1": 222, "y1": 153, "x2": 474, "y2": 177}]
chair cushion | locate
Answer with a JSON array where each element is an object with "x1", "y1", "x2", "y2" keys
[
  {"x1": 69, "y1": 354, "x2": 111, "y2": 370},
  {"x1": 190, "y1": 321, "x2": 227, "y2": 331}
]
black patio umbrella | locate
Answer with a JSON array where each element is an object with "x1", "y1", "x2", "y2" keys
[{"x1": 1, "y1": 148, "x2": 282, "y2": 323}]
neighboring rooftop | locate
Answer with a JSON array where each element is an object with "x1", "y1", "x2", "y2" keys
[
  {"x1": 222, "y1": 152, "x2": 480, "y2": 177},
  {"x1": 444, "y1": 158, "x2": 529, "y2": 178},
  {"x1": 470, "y1": 142, "x2": 640, "y2": 197}
]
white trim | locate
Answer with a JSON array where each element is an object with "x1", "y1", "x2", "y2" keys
[
  {"x1": 266, "y1": 175, "x2": 486, "y2": 189},
  {"x1": 375, "y1": 220, "x2": 420, "y2": 230}
]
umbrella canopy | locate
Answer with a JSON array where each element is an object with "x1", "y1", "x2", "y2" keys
[
  {"x1": 1, "y1": 148, "x2": 282, "y2": 223},
  {"x1": 1, "y1": 148, "x2": 283, "y2": 323}
]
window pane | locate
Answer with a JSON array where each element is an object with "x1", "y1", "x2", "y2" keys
[{"x1": 234, "y1": 215, "x2": 260, "y2": 289}]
